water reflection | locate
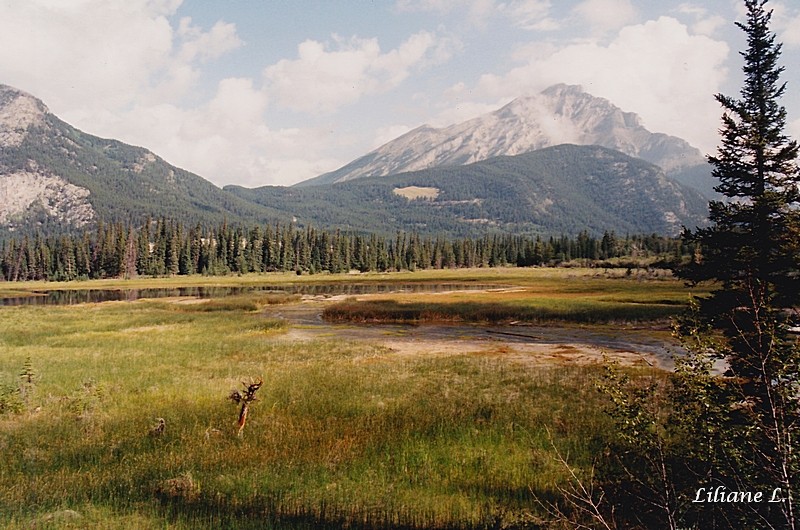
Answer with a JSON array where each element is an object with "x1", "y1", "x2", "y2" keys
[{"x1": 0, "y1": 282, "x2": 497, "y2": 307}]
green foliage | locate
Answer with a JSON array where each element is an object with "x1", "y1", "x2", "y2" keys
[
  {"x1": 0, "y1": 217, "x2": 689, "y2": 282},
  {"x1": 0, "y1": 384, "x2": 24, "y2": 415},
  {"x1": 18, "y1": 356, "x2": 36, "y2": 405},
  {"x1": 599, "y1": 2, "x2": 800, "y2": 528},
  {"x1": 0, "y1": 357, "x2": 36, "y2": 415},
  {"x1": 677, "y1": 1, "x2": 800, "y2": 526}
]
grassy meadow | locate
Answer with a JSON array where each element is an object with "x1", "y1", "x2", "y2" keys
[{"x1": 0, "y1": 268, "x2": 691, "y2": 528}]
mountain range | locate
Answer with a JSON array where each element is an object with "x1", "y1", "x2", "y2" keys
[
  {"x1": 300, "y1": 84, "x2": 715, "y2": 196},
  {"x1": 0, "y1": 83, "x2": 710, "y2": 239},
  {"x1": 227, "y1": 144, "x2": 708, "y2": 237}
]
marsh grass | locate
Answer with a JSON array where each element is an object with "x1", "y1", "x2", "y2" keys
[
  {"x1": 323, "y1": 274, "x2": 695, "y2": 325},
  {"x1": 0, "y1": 288, "x2": 636, "y2": 528},
  {"x1": 0, "y1": 288, "x2": 42, "y2": 300},
  {"x1": 175, "y1": 292, "x2": 302, "y2": 312},
  {"x1": 323, "y1": 299, "x2": 680, "y2": 324}
]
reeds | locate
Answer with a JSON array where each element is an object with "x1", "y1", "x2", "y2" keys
[{"x1": 323, "y1": 297, "x2": 682, "y2": 325}]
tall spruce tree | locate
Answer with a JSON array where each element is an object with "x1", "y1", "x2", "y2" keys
[{"x1": 679, "y1": 0, "x2": 800, "y2": 527}]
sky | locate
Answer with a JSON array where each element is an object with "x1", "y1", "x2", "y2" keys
[{"x1": 1, "y1": 0, "x2": 799, "y2": 188}]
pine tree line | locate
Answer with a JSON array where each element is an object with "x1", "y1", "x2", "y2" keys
[{"x1": 0, "y1": 218, "x2": 688, "y2": 282}]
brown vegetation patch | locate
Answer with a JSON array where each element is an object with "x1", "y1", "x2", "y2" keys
[
  {"x1": 392, "y1": 185, "x2": 440, "y2": 200},
  {"x1": 154, "y1": 473, "x2": 200, "y2": 502}
]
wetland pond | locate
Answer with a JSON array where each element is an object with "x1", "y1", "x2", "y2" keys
[{"x1": 0, "y1": 282, "x2": 500, "y2": 306}]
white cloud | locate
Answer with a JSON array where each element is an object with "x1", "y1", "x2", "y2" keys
[
  {"x1": 263, "y1": 36, "x2": 382, "y2": 114},
  {"x1": 499, "y1": 1, "x2": 559, "y2": 31},
  {"x1": 395, "y1": 0, "x2": 498, "y2": 29},
  {"x1": 675, "y1": 3, "x2": 726, "y2": 36},
  {"x1": 0, "y1": 1, "x2": 323, "y2": 186},
  {"x1": 467, "y1": 16, "x2": 729, "y2": 154},
  {"x1": 263, "y1": 31, "x2": 456, "y2": 114},
  {"x1": 395, "y1": 0, "x2": 461, "y2": 12},
  {"x1": 790, "y1": 118, "x2": 800, "y2": 145},
  {"x1": 0, "y1": 0, "x2": 247, "y2": 114},
  {"x1": 431, "y1": 98, "x2": 510, "y2": 128},
  {"x1": 397, "y1": 0, "x2": 559, "y2": 31},
  {"x1": 96, "y1": 78, "x2": 344, "y2": 187},
  {"x1": 144, "y1": 0, "x2": 183, "y2": 17},
  {"x1": 372, "y1": 124, "x2": 415, "y2": 148},
  {"x1": 572, "y1": 0, "x2": 638, "y2": 35},
  {"x1": 177, "y1": 17, "x2": 243, "y2": 63},
  {"x1": 395, "y1": 0, "x2": 495, "y2": 17},
  {"x1": 772, "y1": 2, "x2": 800, "y2": 48},
  {"x1": 0, "y1": 0, "x2": 178, "y2": 113}
]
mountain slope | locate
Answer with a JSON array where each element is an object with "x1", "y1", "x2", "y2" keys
[
  {"x1": 299, "y1": 84, "x2": 713, "y2": 193},
  {"x1": 1, "y1": 84, "x2": 708, "y2": 240},
  {"x1": 0, "y1": 84, "x2": 282, "y2": 234},
  {"x1": 229, "y1": 144, "x2": 708, "y2": 238}
]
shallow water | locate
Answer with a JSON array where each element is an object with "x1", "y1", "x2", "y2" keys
[{"x1": 0, "y1": 282, "x2": 499, "y2": 307}]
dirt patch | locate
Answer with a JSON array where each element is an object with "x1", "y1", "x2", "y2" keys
[{"x1": 393, "y1": 186, "x2": 440, "y2": 200}]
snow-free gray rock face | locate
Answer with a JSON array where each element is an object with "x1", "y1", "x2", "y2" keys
[
  {"x1": 0, "y1": 85, "x2": 48, "y2": 147},
  {"x1": 0, "y1": 85, "x2": 95, "y2": 230},
  {"x1": 0, "y1": 170, "x2": 94, "y2": 228},
  {"x1": 299, "y1": 84, "x2": 709, "y2": 188}
]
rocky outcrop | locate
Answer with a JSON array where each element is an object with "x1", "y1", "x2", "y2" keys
[
  {"x1": 0, "y1": 170, "x2": 94, "y2": 230},
  {"x1": 0, "y1": 85, "x2": 96, "y2": 231},
  {"x1": 0, "y1": 85, "x2": 48, "y2": 147}
]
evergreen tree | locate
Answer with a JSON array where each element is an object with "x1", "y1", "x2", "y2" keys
[
  {"x1": 591, "y1": 3, "x2": 800, "y2": 529},
  {"x1": 674, "y1": 1, "x2": 799, "y2": 526},
  {"x1": 246, "y1": 226, "x2": 263, "y2": 273},
  {"x1": 60, "y1": 235, "x2": 76, "y2": 280},
  {"x1": 136, "y1": 218, "x2": 151, "y2": 276},
  {"x1": 123, "y1": 227, "x2": 138, "y2": 279}
]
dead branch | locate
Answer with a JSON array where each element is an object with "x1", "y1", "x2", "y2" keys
[{"x1": 229, "y1": 378, "x2": 263, "y2": 437}]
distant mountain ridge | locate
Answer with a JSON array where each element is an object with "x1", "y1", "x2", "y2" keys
[
  {"x1": 229, "y1": 144, "x2": 708, "y2": 238},
  {"x1": 0, "y1": 84, "x2": 281, "y2": 234},
  {"x1": 299, "y1": 84, "x2": 713, "y2": 193}
]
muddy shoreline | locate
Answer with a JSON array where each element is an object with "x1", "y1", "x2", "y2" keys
[{"x1": 264, "y1": 294, "x2": 682, "y2": 370}]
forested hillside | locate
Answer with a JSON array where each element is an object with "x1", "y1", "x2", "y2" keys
[
  {"x1": 5, "y1": 115, "x2": 286, "y2": 229},
  {"x1": 228, "y1": 145, "x2": 708, "y2": 238}
]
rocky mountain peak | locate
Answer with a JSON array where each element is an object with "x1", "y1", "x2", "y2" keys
[
  {"x1": 543, "y1": 84, "x2": 642, "y2": 125},
  {"x1": 299, "y1": 84, "x2": 707, "y2": 187},
  {"x1": 0, "y1": 84, "x2": 49, "y2": 147}
]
